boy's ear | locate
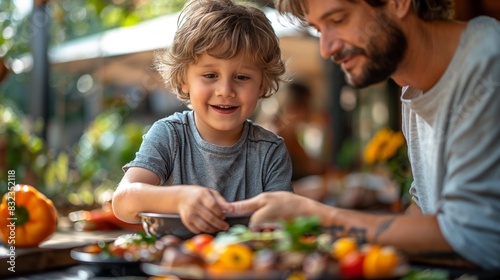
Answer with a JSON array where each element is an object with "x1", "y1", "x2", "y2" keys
[
  {"x1": 181, "y1": 81, "x2": 189, "y2": 94},
  {"x1": 259, "y1": 84, "x2": 266, "y2": 97},
  {"x1": 387, "y1": 0, "x2": 411, "y2": 19}
]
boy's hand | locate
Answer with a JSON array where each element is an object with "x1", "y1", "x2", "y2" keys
[{"x1": 177, "y1": 186, "x2": 231, "y2": 234}]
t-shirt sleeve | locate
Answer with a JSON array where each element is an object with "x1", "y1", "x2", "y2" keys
[
  {"x1": 261, "y1": 140, "x2": 294, "y2": 192},
  {"x1": 437, "y1": 53, "x2": 500, "y2": 269},
  {"x1": 122, "y1": 121, "x2": 176, "y2": 185}
]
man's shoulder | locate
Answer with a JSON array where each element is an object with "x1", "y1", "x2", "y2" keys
[
  {"x1": 465, "y1": 16, "x2": 500, "y2": 55},
  {"x1": 455, "y1": 16, "x2": 500, "y2": 77},
  {"x1": 468, "y1": 16, "x2": 499, "y2": 30}
]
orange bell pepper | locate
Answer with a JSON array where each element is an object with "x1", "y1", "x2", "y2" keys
[{"x1": 0, "y1": 184, "x2": 58, "y2": 247}]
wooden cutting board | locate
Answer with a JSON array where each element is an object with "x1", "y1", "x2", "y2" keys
[{"x1": 0, "y1": 230, "x2": 132, "y2": 277}]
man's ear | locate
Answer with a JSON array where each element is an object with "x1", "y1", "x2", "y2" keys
[{"x1": 388, "y1": 0, "x2": 412, "y2": 19}]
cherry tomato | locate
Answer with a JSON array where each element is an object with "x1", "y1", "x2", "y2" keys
[
  {"x1": 186, "y1": 234, "x2": 214, "y2": 254},
  {"x1": 332, "y1": 237, "x2": 358, "y2": 261},
  {"x1": 340, "y1": 250, "x2": 365, "y2": 279},
  {"x1": 83, "y1": 244, "x2": 102, "y2": 254},
  {"x1": 363, "y1": 246, "x2": 400, "y2": 279},
  {"x1": 299, "y1": 235, "x2": 317, "y2": 245},
  {"x1": 107, "y1": 243, "x2": 127, "y2": 258}
]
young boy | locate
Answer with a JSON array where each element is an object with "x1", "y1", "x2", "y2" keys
[{"x1": 112, "y1": 0, "x2": 293, "y2": 235}]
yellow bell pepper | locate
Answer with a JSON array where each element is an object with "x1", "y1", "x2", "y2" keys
[{"x1": 0, "y1": 184, "x2": 58, "y2": 247}]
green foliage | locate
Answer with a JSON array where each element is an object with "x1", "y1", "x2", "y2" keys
[
  {"x1": 47, "y1": 105, "x2": 146, "y2": 207},
  {"x1": 0, "y1": 1, "x2": 31, "y2": 58},
  {"x1": 49, "y1": 0, "x2": 186, "y2": 45},
  {"x1": 2, "y1": 1, "x2": 186, "y2": 60},
  {"x1": 336, "y1": 137, "x2": 359, "y2": 169},
  {"x1": 0, "y1": 99, "x2": 47, "y2": 195},
  {"x1": 0, "y1": 98, "x2": 146, "y2": 210}
]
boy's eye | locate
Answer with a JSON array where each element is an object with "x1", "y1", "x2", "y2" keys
[
  {"x1": 235, "y1": 75, "x2": 250, "y2": 81},
  {"x1": 203, "y1": 73, "x2": 217, "y2": 79}
]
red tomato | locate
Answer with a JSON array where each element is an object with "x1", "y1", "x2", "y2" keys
[
  {"x1": 340, "y1": 250, "x2": 365, "y2": 279},
  {"x1": 107, "y1": 243, "x2": 127, "y2": 258},
  {"x1": 190, "y1": 234, "x2": 214, "y2": 253}
]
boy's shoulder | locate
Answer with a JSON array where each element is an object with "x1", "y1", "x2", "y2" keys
[
  {"x1": 156, "y1": 110, "x2": 192, "y2": 125},
  {"x1": 246, "y1": 119, "x2": 284, "y2": 144}
]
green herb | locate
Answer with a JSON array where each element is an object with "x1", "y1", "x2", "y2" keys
[
  {"x1": 401, "y1": 268, "x2": 449, "y2": 280},
  {"x1": 213, "y1": 216, "x2": 323, "y2": 253},
  {"x1": 279, "y1": 216, "x2": 322, "y2": 252}
]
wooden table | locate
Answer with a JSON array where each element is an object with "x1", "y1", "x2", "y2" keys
[{"x1": 0, "y1": 229, "x2": 133, "y2": 278}]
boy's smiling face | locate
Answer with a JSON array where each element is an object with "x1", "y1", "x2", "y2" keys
[{"x1": 181, "y1": 52, "x2": 264, "y2": 145}]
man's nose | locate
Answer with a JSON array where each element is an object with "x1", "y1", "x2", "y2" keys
[{"x1": 320, "y1": 31, "x2": 343, "y2": 60}]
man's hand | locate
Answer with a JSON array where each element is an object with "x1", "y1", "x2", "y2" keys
[{"x1": 229, "y1": 191, "x2": 319, "y2": 225}]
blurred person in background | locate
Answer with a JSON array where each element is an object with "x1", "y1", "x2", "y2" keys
[{"x1": 256, "y1": 81, "x2": 330, "y2": 201}]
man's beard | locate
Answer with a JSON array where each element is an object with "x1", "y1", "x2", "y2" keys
[{"x1": 335, "y1": 18, "x2": 407, "y2": 89}]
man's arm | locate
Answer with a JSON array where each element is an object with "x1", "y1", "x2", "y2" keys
[
  {"x1": 405, "y1": 202, "x2": 422, "y2": 216},
  {"x1": 230, "y1": 191, "x2": 477, "y2": 268},
  {"x1": 325, "y1": 206, "x2": 477, "y2": 268}
]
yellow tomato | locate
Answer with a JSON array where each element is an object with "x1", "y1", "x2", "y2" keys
[
  {"x1": 200, "y1": 242, "x2": 220, "y2": 264},
  {"x1": 331, "y1": 237, "x2": 358, "y2": 260},
  {"x1": 286, "y1": 271, "x2": 307, "y2": 280},
  {"x1": 363, "y1": 246, "x2": 400, "y2": 279},
  {"x1": 214, "y1": 243, "x2": 254, "y2": 272},
  {"x1": 182, "y1": 239, "x2": 197, "y2": 254}
]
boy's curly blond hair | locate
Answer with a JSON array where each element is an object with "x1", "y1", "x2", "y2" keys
[{"x1": 155, "y1": 0, "x2": 286, "y2": 102}]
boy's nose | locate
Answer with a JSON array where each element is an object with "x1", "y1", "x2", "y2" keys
[{"x1": 216, "y1": 79, "x2": 236, "y2": 97}]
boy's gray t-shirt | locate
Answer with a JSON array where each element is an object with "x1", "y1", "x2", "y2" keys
[
  {"x1": 124, "y1": 110, "x2": 293, "y2": 202},
  {"x1": 401, "y1": 16, "x2": 500, "y2": 269}
]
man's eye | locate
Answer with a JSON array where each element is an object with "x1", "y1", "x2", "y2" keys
[
  {"x1": 331, "y1": 18, "x2": 343, "y2": 24},
  {"x1": 331, "y1": 15, "x2": 345, "y2": 25}
]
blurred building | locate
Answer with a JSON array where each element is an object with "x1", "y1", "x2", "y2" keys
[{"x1": 9, "y1": 0, "x2": 500, "y2": 168}]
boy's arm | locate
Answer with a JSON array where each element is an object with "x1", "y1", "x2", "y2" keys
[{"x1": 112, "y1": 167, "x2": 231, "y2": 233}]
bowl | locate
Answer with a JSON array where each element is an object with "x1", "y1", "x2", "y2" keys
[{"x1": 139, "y1": 212, "x2": 251, "y2": 240}]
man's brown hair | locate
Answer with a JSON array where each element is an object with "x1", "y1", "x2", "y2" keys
[{"x1": 275, "y1": 0, "x2": 455, "y2": 25}]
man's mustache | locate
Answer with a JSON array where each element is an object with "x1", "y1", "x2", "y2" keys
[{"x1": 332, "y1": 47, "x2": 365, "y2": 64}]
